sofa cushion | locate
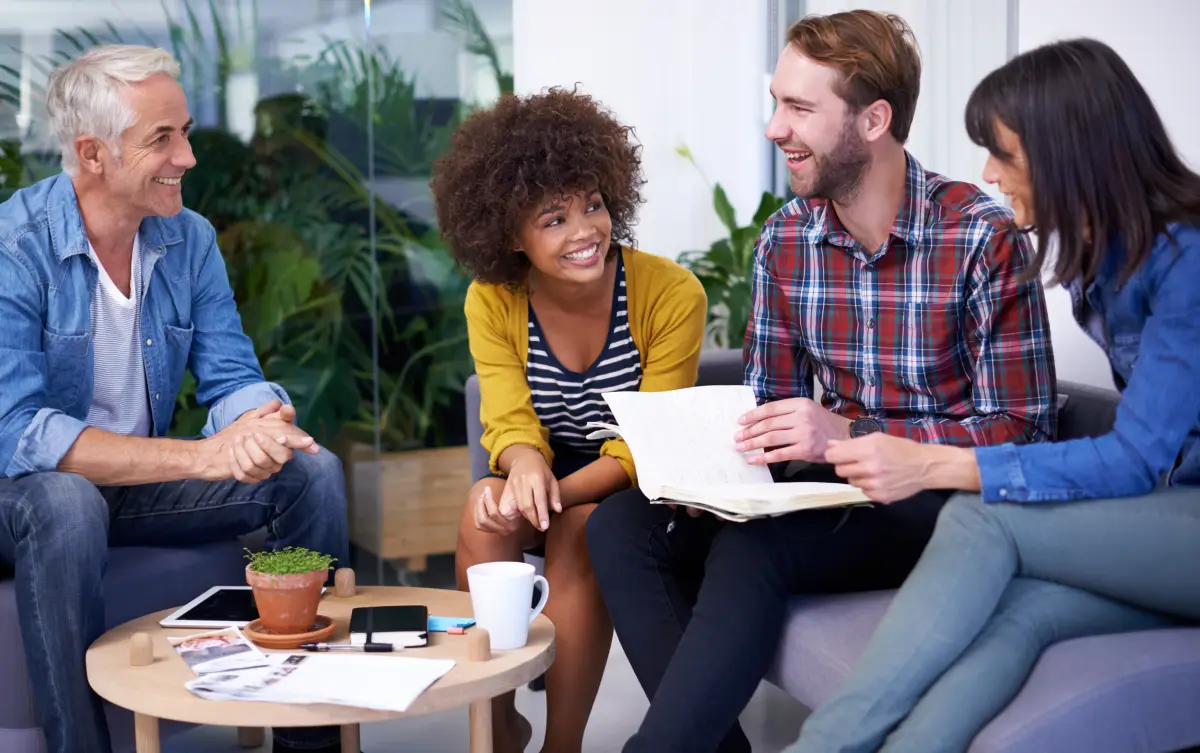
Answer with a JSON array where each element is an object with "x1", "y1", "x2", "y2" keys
[
  {"x1": 766, "y1": 591, "x2": 896, "y2": 709},
  {"x1": 767, "y1": 594, "x2": 1200, "y2": 753},
  {"x1": 973, "y1": 628, "x2": 1200, "y2": 753},
  {"x1": 0, "y1": 539, "x2": 250, "y2": 742},
  {"x1": 102, "y1": 540, "x2": 251, "y2": 628}
]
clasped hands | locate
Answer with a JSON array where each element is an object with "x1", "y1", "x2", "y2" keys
[{"x1": 197, "y1": 400, "x2": 319, "y2": 484}]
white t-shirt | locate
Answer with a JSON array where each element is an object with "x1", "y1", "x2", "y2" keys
[{"x1": 84, "y1": 234, "x2": 152, "y2": 437}]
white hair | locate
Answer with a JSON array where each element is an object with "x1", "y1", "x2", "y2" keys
[{"x1": 45, "y1": 44, "x2": 181, "y2": 176}]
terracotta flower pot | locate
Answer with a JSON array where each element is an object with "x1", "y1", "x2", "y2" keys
[{"x1": 245, "y1": 565, "x2": 327, "y2": 635}]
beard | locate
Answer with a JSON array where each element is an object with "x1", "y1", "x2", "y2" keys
[{"x1": 789, "y1": 117, "x2": 870, "y2": 204}]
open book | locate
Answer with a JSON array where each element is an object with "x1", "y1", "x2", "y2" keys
[{"x1": 588, "y1": 385, "x2": 869, "y2": 522}]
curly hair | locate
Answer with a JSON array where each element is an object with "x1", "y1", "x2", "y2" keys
[{"x1": 430, "y1": 87, "x2": 646, "y2": 285}]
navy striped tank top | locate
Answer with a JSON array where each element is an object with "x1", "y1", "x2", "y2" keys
[{"x1": 526, "y1": 254, "x2": 642, "y2": 453}]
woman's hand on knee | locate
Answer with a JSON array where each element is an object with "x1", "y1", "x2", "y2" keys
[
  {"x1": 474, "y1": 485, "x2": 521, "y2": 535},
  {"x1": 503, "y1": 453, "x2": 561, "y2": 532}
]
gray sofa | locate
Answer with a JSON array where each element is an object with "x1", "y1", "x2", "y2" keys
[
  {"x1": 465, "y1": 348, "x2": 1200, "y2": 752},
  {"x1": 0, "y1": 539, "x2": 251, "y2": 753}
]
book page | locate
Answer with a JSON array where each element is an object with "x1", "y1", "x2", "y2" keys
[
  {"x1": 659, "y1": 481, "x2": 869, "y2": 518},
  {"x1": 682, "y1": 482, "x2": 866, "y2": 502},
  {"x1": 602, "y1": 385, "x2": 772, "y2": 497}
]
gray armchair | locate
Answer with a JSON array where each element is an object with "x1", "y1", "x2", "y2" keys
[
  {"x1": 464, "y1": 348, "x2": 1200, "y2": 753},
  {"x1": 0, "y1": 540, "x2": 251, "y2": 753}
]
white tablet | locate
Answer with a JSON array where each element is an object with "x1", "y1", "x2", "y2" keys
[
  {"x1": 159, "y1": 586, "x2": 260, "y2": 629},
  {"x1": 160, "y1": 586, "x2": 331, "y2": 629}
]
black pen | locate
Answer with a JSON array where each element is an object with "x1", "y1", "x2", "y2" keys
[{"x1": 300, "y1": 642, "x2": 394, "y2": 652}]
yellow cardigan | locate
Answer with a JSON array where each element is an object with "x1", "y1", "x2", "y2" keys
[{"x1": 464, "y1": 246, "x2": 708, "y2": 484}]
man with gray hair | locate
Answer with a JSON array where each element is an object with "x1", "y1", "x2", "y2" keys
[{"x1": 0, "y1": 45, "x2": 349, "y2": 753}]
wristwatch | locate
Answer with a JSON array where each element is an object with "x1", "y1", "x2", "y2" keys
[{"x1": 849, "y1": 417, "x2": 883, "y2": 438}]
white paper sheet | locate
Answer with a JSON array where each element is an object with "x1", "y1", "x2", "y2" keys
[{"x1": 186, "y1": 653, "x2": 456, "y2": 712}]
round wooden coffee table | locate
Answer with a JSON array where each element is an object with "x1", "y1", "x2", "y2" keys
[{"x1": 86, "y1": 574, "x2": 555, "y2": 753}]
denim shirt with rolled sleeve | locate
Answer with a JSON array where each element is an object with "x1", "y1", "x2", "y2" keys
[
  {"x1": 975, "y1": 223, "x2": 1200, "y2": 502},
  {"x1": 0, "y1": 172, "x2": 290, "y2": 479}
]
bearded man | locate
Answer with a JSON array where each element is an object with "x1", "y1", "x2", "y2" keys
[{"x1": 584, "y1": 10, "x2": 1057, "y2": 753}]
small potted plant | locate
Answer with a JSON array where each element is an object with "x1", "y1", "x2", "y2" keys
[{"x1": 244, "y1": 546, "x2": 336, "y2": 635}]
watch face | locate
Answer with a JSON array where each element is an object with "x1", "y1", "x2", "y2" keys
[{"x1": 851, "y1": 418, "x2": 882, "y2": 438}]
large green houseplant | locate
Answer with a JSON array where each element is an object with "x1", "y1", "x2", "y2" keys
[
  {"x1": 675, "y1": 147, "x2": 787, "y2": 350},
  {"x1": 1, "y1": 2, "x2": 504, "y2": 580},
  {"x1": 0, "y1": 14, "x2": 474, "y2": 450}
]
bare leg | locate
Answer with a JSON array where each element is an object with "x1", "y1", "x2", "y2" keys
[
  {"x1": 539, "y1": 503, "x2": 612, "y2": 753},
  {"x1": 456, "y1": 479, "x2": 537, "y2": 753}
]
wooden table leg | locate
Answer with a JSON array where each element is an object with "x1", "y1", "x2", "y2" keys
[
  {"x1": 341, "y1": 723, "x2": 360, "y2": 752},
  {"x1": 133, "y1": 713, "x2": 160, "y2": 753},
  {"x1": 467, "y1": 628, "x2": 493, "y2": 753},
  {"x1": 469, "y1": 700, "x2": 493, "y2": 753},
  {"x1": 237, "y1": 726, "x2": 265, "y2": 748}
]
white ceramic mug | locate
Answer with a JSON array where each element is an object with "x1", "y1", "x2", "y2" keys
[{"x1": 466, "y1": 562, "x2": 550, "y2": 650}]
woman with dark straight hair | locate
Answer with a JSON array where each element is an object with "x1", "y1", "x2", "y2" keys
[{"x1": 784, "y1": 38, "x2": 1200, "y2": 753}]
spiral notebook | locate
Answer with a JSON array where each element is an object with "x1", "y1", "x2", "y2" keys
[{"x1": 587, "y1": 385, "x2": 869, "y2": 522}]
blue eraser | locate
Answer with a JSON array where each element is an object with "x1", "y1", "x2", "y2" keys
[{"x1": 428, "y1": 616, "x2": 477, "y2": 632}]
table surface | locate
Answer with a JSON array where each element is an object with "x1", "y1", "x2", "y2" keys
[{"x1": 86, "y1": 585, "x2": 555, "y2": 727}]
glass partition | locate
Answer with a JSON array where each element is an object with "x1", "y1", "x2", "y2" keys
[{"x1": 0, "y1": 0, "x2": 513, "y2": 588}]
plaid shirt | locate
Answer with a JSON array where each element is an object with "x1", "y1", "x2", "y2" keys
[{"x1": 744, "y1": 153, "x2": 1056, "y2": 447}]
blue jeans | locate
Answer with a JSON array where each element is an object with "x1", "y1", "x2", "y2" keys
[
  {"x1": 0, "y1": 450, "x2": 350, "y2": 753},
  {"x1": 787, "y1": 488, "x2": 1200, "y2": 753}
]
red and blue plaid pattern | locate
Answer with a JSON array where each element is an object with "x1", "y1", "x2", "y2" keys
[{"x1": 744, "y1": 154, "x2": 1056, "y2": 447}]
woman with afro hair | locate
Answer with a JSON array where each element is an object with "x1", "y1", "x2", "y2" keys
[{"x1": 432, "y1": 87, "x2": 706, "y2": 753}]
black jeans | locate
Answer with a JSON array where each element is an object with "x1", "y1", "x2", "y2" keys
[{"x1": 586, "y1": 465, "x2": 949, "y2": 753}]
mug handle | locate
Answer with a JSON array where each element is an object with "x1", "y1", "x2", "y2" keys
[{"x1": 529, "y1": 575, "x2": 550, "y2": 624}]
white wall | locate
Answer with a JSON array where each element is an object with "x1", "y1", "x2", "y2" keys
[
  {"x1": 512, "y1": 0, "x2": 770, "y2": 260},
  {"x1": 511, "y1": 0, "x2": 1197, "y2": 392},
  {"x1": 1018, "y1": 0, "x2": 1200, "y2": 389},
  {"x1": 510, "y1": 0, "x2": 1009, "y2": 258},
  {"x1": 805, "y1": 0, "x2": 1009, "y2": 199}
]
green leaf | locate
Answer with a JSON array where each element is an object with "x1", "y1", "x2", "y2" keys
[
  {"x1": 707, "y1": 238, "x2": 737, "y2": 270},
  {"x1": 25, "y1": 55, "x2": 57, "y2": 79},
  {"x1": 245, "y1": 546, "x2": 336, "y2": 574},
  {"x1": 439, "y1": 0, "x2": 513, "y2": 99},
  {"x1": 58, "y1": 30, "x2": 87, "y2": 52},
  {"x1": 712, "y1": 183, "x2": 738, "y2": 236},
  {"x1": 732, "y1": 226, "x2": 759, "y2": 258},
  {"x1": 210, "y1": 0, "x2": 231, "y2": 70},
  {"x1": 752, "y1": 191, "x2": 787, "y2": 227}
]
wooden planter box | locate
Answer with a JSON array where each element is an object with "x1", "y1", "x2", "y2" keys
[{"x1": 343, "y1": 444, "x2": 472, "y2": 573}]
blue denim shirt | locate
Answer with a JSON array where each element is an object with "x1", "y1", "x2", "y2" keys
[
  {"x1": 0, "y1": 173, "x2": 289, "y2": 478},
  {"x1": 975, "y1": 223, "x2": 1200, "y2": 502}
]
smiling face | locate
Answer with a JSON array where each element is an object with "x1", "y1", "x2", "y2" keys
[
  {"x1": 516, "y1": 188, "x2": 613, "y2": 286},
  {"x1": 765, "y1": 45, "x2": 871, "y2": 203},
  {"x1": 92, "y1": 72, "x2": 196, "y2": 218},
  {"x1": 981, "y1": 119, "x2": 1034, "y2": 227}
]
